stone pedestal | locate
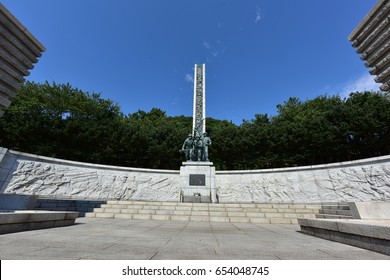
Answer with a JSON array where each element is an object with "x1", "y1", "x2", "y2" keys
[{"x1": 180, "y1": 161, "x2": 217, "y2": 203}]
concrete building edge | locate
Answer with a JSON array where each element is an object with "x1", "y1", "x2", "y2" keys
[
  {"x1": 0, "y1": 3, "x2": 46, "y2": 52},
  {"x1": 348, "y1": 0, "x2": 389, "y2": 40}
]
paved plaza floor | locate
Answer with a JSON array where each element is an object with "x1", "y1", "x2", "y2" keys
[{"x1": 0, "y1": 218, "x2": 389, "y2": 260}]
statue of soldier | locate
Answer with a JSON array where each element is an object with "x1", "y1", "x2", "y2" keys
[
  {"x1": 181, "y1": 134, "x2": 193, "y2": 161},
  {"x1": 193, "y1": 135, "x2": 203, "y2": 161},
  {"x1": 202, "y1": 132, "x2": 212, "y2": 161}
]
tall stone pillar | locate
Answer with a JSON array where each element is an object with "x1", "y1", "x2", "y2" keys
[
  {"x1": 180, "y1": 64, "x2": 217, "y2": 203},
  {"x1": 192, "y1": 64, "x2": 206, "y2": 137}
]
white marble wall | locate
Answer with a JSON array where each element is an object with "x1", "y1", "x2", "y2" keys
[
  {"x1": 216, "y1": 159, "x2": 390, "y2": 203},
  {"x1": 1, "y1": 147, "x2": 390, "y2": 203},
  {"x1": 0, "y1": 149, "x2": 181, "y2": 201}
]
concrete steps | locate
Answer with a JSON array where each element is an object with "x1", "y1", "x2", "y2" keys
[
  {"x1": 316, "y1": 204, "x2": 353, "y2": 219},
  {"x1": 299, "y1": 202, "x2": 390, "y2": 256},
  {"x1": 85, "y1": 201, "x2": 323, "y2": 224},
  {"x1": 35, "y1": 198, "x2": 107, "y2": 217}
]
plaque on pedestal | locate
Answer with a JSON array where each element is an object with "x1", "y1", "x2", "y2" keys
[{"x1": 180, "y1": 161, "x2": 217, "y2": 203}]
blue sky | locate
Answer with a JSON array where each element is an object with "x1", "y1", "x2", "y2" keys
[{"x1": 3, "y1": 0, "x2": 381, "y2": 124}]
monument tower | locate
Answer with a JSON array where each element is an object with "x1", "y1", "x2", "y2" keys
[
  {"x1": 180, "y1": 64, "x2": 216, "y2": 203},
  {"x1": 192, "y1": 64, "x2": 206, "y2": 137}
]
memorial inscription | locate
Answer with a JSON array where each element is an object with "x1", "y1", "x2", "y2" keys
[{"x1": 189, "y1": 174, "x2": 206, "y2": 186}]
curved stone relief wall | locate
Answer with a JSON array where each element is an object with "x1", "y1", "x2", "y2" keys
[
  {"x1": 1, "y1": 147, "x2": 390, "y2": 203},
  {"x1": 216, "y1": 158, "x2": 390, "y2": 203},
  {"x1": 0, "y1": 148, "x2": 181, "y2": 201}
]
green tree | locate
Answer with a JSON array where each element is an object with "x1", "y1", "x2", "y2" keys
[
  {"x1": 121, "y1": 109, "x2": 191, "y2": 169},
  {"x1": 239, "y1": 114, "x2": 271, "y2": 169},
  {"x1": 1, "y1": 82, "x2": 389, "y2": 170},
  {"x1": 343, "y1": 91, "x2": 390, "y2": 159},
  {"x1": 207, "y1": 118, "x2": 240, "y2": 170},
  {"x1": 0, "y1": 81, "x2": 124, "y2": 164}
]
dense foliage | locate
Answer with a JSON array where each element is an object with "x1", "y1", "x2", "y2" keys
[{"x1": 1, "y1": 81, "x2": 389, "y2": 170}]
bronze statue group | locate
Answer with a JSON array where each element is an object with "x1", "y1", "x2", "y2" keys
[{"x1": 181, "y1": 132, "x2": 211, "y2": 162}]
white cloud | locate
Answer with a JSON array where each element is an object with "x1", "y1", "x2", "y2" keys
[
  {"x1": 185, "y1": 73, "x2": 193, "y2": 83},
  {"x1": 201, "y1": 40, "x2": 226, "y2": 63},
  {"x1": 254, "y1": 6, "x2": 262, "y2": 23},
  {"x1": 340, "y1": 73, "x2": 381, "y2": 97},
  {"x1": 171, "y1": 97, "x2": 179, "y2": 106}
]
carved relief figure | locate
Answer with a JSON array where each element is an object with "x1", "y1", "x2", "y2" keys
[{"x1": 5, "y1": 160, "x2": 180, "y2": 201}]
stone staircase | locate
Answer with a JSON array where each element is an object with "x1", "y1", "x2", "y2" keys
[
  {"x1": 35, "y1": 198, "x2": 107, "y2": 217},
  {"x1": 316, "y1": 204, "x2": 353, "y2": 219},
  {"x1": 85, "y1": 201, "x2": 323, "y2": 224}
]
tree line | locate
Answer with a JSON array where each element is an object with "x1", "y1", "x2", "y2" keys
[{"x1": 0, "y1": 81, "x2": 389, "y2": 170}]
